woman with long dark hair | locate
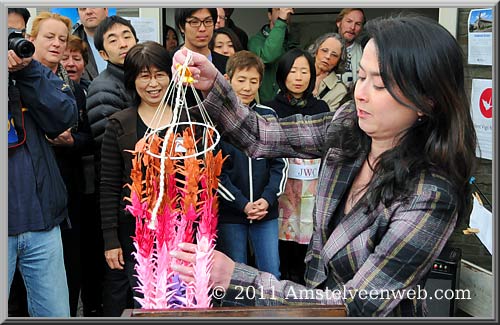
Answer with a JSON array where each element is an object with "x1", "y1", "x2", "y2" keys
[{"x1": 171, "y1": 15, "x2": 477, "y2": 317}]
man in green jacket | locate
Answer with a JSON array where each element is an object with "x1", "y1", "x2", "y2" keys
[{"x1": 248, "y1": 8, "x2": 299, "y2": 103}]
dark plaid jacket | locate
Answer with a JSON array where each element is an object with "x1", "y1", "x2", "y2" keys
[{"x1": 201, "y1": 74, "x2": 458, "y2": 317}]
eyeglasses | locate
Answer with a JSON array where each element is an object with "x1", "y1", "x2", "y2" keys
[
  {"x1": 218, "y1": 15, "x2": 227, "y2": 21},
  {"x1": 186, "y1": 17, "x2": 214, "y2": 28},
  {"x1": 319, "y1": 48, "x2": 340, "y2": 60},
  {"x1": 137, "y1": 71, "x2": 169, "y2": 85}
]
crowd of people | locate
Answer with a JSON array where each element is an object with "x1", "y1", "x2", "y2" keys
[{"x1": 8, "y1": 7, "x2": 477, "y2": 318}]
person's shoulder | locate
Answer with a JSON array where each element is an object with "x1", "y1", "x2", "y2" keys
[
  {"x1": 72, "y1": 23, "x2": 84, "y2": 37},
  {"x1": 254, "y1": 103, "x2": 278, "y2": 116},
  {"x1": 91, "y1": 69, "x2": 110, "y2": 82},
  {"x1": 108, "y1": 107, "x2": 137, "y2": 126},
  {"x1": 399, "y1": 170, "x2": 459, "y2": 217},
  {"x1": 249, "y1": 25, "x2": 267, "y2": 39},
  {"x1": 308, "y1": 96, "x2": 330, "y2": 114},
  {"x1": 417, "y1": 170, "x2": 456, "y2": 195},
  {"x1": 324, "y1": 72, "x2": 345, "y2": 88},
  {"x1": 87, "y1": 72, "x2": 108, "y2": 93},
  {"x1": 88, "y1": 67, "x2": 121, "y2": 88},
  {"x1": 106, "y1": 63, "x2": 125, "y2": 78}
]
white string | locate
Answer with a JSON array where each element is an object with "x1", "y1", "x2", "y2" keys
[
  {"x1": 148, "y1": 51, "x2": 192, "y2": 230},
  {"x1": 146, "y1": 50, "x2": 220, "y2": 230}
]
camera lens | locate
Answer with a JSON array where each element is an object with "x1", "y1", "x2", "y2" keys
[{"x1": 8, "y1": 38, "x2": 35, "y2": 58}]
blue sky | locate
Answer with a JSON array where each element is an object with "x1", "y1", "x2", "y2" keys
[
  {"x1": 50, "y1": 8, "x2": 117, "y2": 27},
  {"x1": 470, "y1": 9, "x2": 493, "y2": 24}
]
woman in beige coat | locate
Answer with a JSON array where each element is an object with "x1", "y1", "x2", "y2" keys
[{"x1": 309, "y1": 33, "x2": 349, "y2": 112}]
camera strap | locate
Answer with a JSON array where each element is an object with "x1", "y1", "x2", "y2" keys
[{"x1": 8, "y1": 83, "x2": 27, "y2": 149}]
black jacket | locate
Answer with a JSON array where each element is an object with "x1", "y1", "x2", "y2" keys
[
  {"x1": 264, "y1": 92, "x2": 330, "y2": 118},
  {"x1": 227, "y1": 18, "x2": 249, "y2": 50},
  {"x1": 52, "y1": 82, "x2": 94, "y2": 195},
  {"x1": 86, "y1": 62, "x2": 132, "y2": 147},
  {"x1": 99, "y1": 107, "x2": 137, "y2": 251},
  {"x1": 217, "y1": 103, "x2": 288, "y2": 224}
]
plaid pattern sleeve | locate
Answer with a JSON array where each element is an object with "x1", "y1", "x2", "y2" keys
[
  {"x1": 220, "y1": 263, "x2": 344, "y2": 307},
  {"x1": 204, "y1": 73, "x2": 341, "y2": 160}
]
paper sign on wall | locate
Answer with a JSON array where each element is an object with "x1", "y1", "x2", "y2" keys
[
  {"x1": 467, "y1": 8, "x2": 493, "y2": 66},
  {"x1": 470, "y1": 79, "x2": 493, "y2": 160}
]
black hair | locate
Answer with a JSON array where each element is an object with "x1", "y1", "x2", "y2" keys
[
  {"x1": 174, "y1": 8, "x2": 217, "y2": 33},
  {"x1": 93, "y1": 15, "x2": 138, "y2": 52},
  {"x1": 209, "y1": 27, "x2": 243, "y2": 53},
  {"x1": 124, "y1": 41, "x2": 173, "y2": 107},
  {"x1": 162, "y1": 24, "x2": 178, "y2": 48},
  {"x1": 276, "y1": 48, "x2": 317, "y2": 98},
  {"x1": 8, "y1": 8, "x2": 31, "y2": 25},
  {"x1": 336, "y1": 14, "x2": 477, "y2": 221}
]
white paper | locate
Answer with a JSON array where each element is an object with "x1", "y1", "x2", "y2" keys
[
  {"x1": 467, "y1": 9, "x2": 493, "y2": 66},
  {"x1": 470, "y1": 79, "x2": 493, "y2": 160},
  {"x1": 469, "y1": 195, "x2": 493, "y2": 255},
  {"x1": 125, "y1": 17, "x2": 159, "y2": 43}
]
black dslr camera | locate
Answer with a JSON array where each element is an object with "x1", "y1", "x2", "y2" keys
[{"x1": 8, "y1": 28, "x2": 35, "y2": 58}]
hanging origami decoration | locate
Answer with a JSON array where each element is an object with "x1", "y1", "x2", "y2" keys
[{"x1": 124, "y1": 51, "x2": 224, "y2": 309}]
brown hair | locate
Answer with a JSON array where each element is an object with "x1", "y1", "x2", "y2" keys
[
  {"x1": 335, "y1": 8, "x2": 366, "y2": 25},
  {"x1": 66, "y1": 35, "x2": 89, "y2": 66},
  {"x1": 225, "y1": 50, "x2": 264, "y2": 82}
]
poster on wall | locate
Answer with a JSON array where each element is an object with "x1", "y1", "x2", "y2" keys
[
  {"x1": 124, "y1": 17, "x2": 159, "y2": 43},
  {"x1": 470, "y1": 79, "x2": 493, "y2": 160},
  {"x1": 467, "y1": 8, "x2": 493, "y2": 66}
]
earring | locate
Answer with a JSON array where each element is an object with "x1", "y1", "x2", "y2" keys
[{"x1": 417, "y1": 117, "x2": 422, "y2": 122}]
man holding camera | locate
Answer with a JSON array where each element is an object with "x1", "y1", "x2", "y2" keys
[{"x1": 8, "y1": 8, "x2": 77, "y2": 317}]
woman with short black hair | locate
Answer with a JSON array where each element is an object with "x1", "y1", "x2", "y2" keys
[{"x1": 100, "y1": 41, "x2": 173, "y2": 310}]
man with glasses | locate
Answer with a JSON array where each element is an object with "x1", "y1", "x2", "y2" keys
[
  {"x1": 174, "y1": 8, "x2": 229, "y2": 109},
  {"x1": 215, "y1": 8, "x2": 227, "y2": 28},
  {"x1": 174, "y1": 8, "x2": 228, "y2": 74}
]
